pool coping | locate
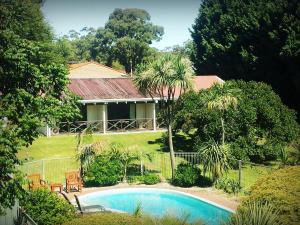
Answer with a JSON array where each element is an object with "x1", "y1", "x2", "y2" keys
[{"x1": 66, "y1": 183, "x2": 239, "y2": 212}]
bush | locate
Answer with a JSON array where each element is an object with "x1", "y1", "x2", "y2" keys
[
  {"x1": 215, "y1": 178, "x2": 241, "y2": 194},
  {"x1": 22, "y1": 188, "x2": 75, "y2": 225},
  {"x1": 241, "y1": 166, "x2": 300, "y2": 225},
  {"x1": 143, "y1": 173, "x2": 160, "y2": 185},
  {"x1": 227, "y1": 202, "x2": 281, "y2": 225},
  {"x1": 62, "y1": 212, "x2": 204, "y2": 225},
  {"x1": 84, "y1": 151, "x2": 122, "y2": 186},
  {"x1": 173, "y1": 162, "x2": 201, "y2": 187},
  {"x1": 62, "y1": 213, "x2": 141, "y2": 225}
]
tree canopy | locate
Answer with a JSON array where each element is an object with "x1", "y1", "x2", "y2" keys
[
  {"x1": 191, "y1": 0, "x2": 300, "y2": 114},
  {"x1": 174, "y1": 80, "x2": 299, "y2": 163},
  {"x1": 55, "y1": 8, "x2": 164, "y2": 74},
  {"x1": 0, "y1": 0, "x2": 80, "y2": 214}
]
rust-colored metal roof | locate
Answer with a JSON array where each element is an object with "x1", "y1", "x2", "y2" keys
[{"x1": 68, "y1": 76, "x2": 224, "y2": 102}]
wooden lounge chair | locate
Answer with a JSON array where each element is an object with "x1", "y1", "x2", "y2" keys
[
  {"x1": 59, "y1": 192, "x2": 106, "y2": 214},
  {"x1": 65, "y1": 171, "x2": 83, "y2": 193},
  {"x1": 74, "y1": 194, "x2": 106, "y2": 214},
  {"x1": 27, "y1": 173, "x2": 47, "y2": 190}
]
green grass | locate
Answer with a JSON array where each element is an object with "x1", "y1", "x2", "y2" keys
[
  {"x1": 18, "y1": 131, "x2": 275, "y2": 190},
  {"x1": 18, "y1": 131, "x2": 164, "y2": 161}
]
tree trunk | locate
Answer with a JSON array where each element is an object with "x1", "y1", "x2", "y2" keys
[
  {"x1": 221, "y1": 117, "x2": 225, "y2": 145},
  {"x1": 168, "y1": 124, "x2": 176, "y2": 179}
]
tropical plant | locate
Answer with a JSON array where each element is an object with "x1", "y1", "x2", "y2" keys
[
  {"x1": 22, "y1": 189, "x2": 75, "y2": 225},
  {"x1": 227, "y1": 201, "x2": 282, "y2": 225},
  {"x1": 117, "y1": 147, "x2": 140, "y2": 182},
  {"x1": 196, "y1": 139, "x2": 230, "y2": 181},
  {"x1": 134, "y1": 54, "x2": 194, "y2": 178},
  {"x1": 207, "y1": 85, "x2": 238, "y2": 145},
  {"x1": 75, "y1": 128, "x2": 107, "y2": 176},
  {"x1": 173, "y1": 162, "x2": 201, "y2": 187}
]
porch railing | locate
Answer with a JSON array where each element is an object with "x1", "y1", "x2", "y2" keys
[{"x1": 56, "y1": 118, "x2": 165, "y2": 134}]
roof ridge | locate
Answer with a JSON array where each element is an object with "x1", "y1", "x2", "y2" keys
[{"x1": 69, "y1": 61, "x2": 126, "y2": 75}]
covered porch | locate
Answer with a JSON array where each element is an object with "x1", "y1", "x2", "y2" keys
[{"x1": 57, "y1": 100, "x2": 163, "y2": 134}]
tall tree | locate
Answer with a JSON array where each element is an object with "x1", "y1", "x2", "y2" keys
[
  {"x1": 134, "y1": 54, "x2": 194, "y2": 178},
  {"x1": 93, "y1": 8, "x2": 164, "y2": 75},
  {"x1": 0, "y1": 0, "x2": 80, "y2": 213},
  {"x1": 191, "y1": 0, "x2": 300, "y2": 114}
]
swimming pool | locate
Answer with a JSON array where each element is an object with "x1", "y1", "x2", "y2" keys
[{"x1": 78, "y1": 188, "x2": 232, "y2": 224}]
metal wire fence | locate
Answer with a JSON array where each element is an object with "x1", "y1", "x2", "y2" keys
[{"x1": 18, "y1": 153, "x2": 275, "y2": 191}]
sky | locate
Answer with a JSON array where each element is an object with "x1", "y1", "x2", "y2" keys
[{"x1": 41, "y1": 0, "x2": 201, "y2": 50}]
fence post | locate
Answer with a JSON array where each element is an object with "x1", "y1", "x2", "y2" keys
[
  {"x1": 238, "y1": 160, "x2": 242, "y2": 187},
  {"x1": 42, "y1": 160, "x2": 45, "y2": 180}
]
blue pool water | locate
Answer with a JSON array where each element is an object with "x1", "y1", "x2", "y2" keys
[{"x1": 79, "y1": 188, "x2": 232, "y2": 224}]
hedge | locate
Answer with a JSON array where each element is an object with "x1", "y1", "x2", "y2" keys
[{"x1": 242, "y1": 166, "x2": 300, "y2": 225}]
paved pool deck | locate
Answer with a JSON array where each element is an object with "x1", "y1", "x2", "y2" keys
[{"x1": 65, "y1": 182, "x2": 240, "y2": 211}]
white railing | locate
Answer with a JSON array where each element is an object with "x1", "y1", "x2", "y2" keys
[{"x1": 56, "y1": 118, "x2": 165, "y2": 134}]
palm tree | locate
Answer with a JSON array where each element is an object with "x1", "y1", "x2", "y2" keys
[
  {"x1": 134, "y1": 54, "x2": 194, "y2": 178},
  {"x1": 76, "y1": 127, "x2": 107, "y2": 176},
  {"x1": 207, "y1": 88, "x2": 238, "y2": 145},
  {"x1": 197, "y1": 139, "x2": 230, "y2": 181}
]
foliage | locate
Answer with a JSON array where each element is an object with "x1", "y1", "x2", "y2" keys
[
  {"x1": 196, "y1": 139, "x2": 230, "y2": 181},
  {"x1": 0, "y1": 122, "x2": 24, "y2": 215},
  {"x1": 175, "y1": 80, "x2": 299, "y2": 163},
  {"x1": 215, "y1": 177, "x2": 241, "y2": 194},
  {"x1": 22, "y1": 188, "x2": 75, "y2": 225},
  {"x1": 173, "y1": 162, "x2": 201, "y2": 187},
  {"x1": 0, "y1": 0, "x2": 80, "y2": 213},
  {"x1": 227, "y1": 202, "x2": 282, "y2": 225},
  {"x1": 134, "y1": 53, "x2": 195, "y2": 178},
  {"x1": 191, "y1": 0, "x2": 300, "y2": 114},
  {"x1": 84, "y1": 150, "x2": 122, "y2": 186},
  {"x1": 0, "y1": 0, "x2": 52, "y2": 41},
  {"x1": 61, "y1": 212, "x2": 204, "y2": 225},
  {"x1": 242, "y1": 166, "x2": 300, "y2": 225},
  {"x1": 143, "y1": 173, "x2": 161, "y2": 185},
  {"x1": 57, "y1": 8, "x2": 163, "y2": 73}
]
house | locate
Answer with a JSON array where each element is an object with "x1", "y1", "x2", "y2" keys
[{"x1": 52, "y1": 62, "x2": 224, "y2": 135}]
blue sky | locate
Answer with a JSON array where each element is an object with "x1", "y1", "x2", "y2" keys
[{"x1": 42, "y1": 0, "x2": 201, "y2": 50}]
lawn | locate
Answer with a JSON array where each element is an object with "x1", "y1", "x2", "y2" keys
[{"x1": 18, "y1": 131, "x2": 275, "y2": 189}]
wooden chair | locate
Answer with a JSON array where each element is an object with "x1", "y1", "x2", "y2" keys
[
  {"x1": 65, "y1": 171, "x2": 83, "y2": 193},
  {"x1": 27, "y1": 173, "x2": 47, "y2": 190}
]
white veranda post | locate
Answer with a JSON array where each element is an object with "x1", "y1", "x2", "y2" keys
[
  {"x1": 153, "y1": 103, "x2": 157, "y2": 131},
  {"x1": 102, "y1": 104, "x2": 107, "y2": 134}
]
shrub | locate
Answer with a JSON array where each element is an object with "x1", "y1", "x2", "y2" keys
[
  {"x1": 173, "y1": 162, "x2": 201, "y2": 187},
  {"x1": 62, "y1": 213, "x2": 141, "y2": 225},
  {"x1": 215, "y1": 177, "x2": 241, "y2": 194},
  {"x1": 143, "y1": 173, "x2": 160, "y2": 185},
  {"x1": 227, "y1": 201, "x2": 281, "y2": 225},
  {"x1": 61, "y1": 212, "x2": 204, "y2": 225},
  {"x1": 241, "y1": 166, "x2": 300, "y2": 225},
  {"x1": 84, "y1": 151, "x2": 122, "y2": 186},
  {"x1": 22, "y1": 188, "x2": 75, "y2": 225}
]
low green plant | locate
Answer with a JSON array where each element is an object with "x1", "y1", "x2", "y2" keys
[
  {"x1": 22, "y1": 188, "x2": 75, "y2": 225},
  {"x1": 215, "y1": 177, "x2": 241, "y2": 194},
  {"x1": 61, "y1": 212, "x2": 204, "y2": 225},
  {"x1": 227, "y1": 201, "x2": 282, "y2": 225},
  {"x1": 84, "y1": 150, "x2": 122, "y2": 186},
  {"x1": 173, "y1": 162, "x2": 201, "y2": 187},
  {"x1": 242, "y1": 166, "x2": 300, "y2": 225},
  {"x1": 143, "y1": 173, "x2": 161, "y2": 185}
]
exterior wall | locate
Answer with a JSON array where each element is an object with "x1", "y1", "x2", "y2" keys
[
  {"x1": 0, "y1": 201, "x2": 19, "y2": 225},
  {"x1": 87, "y1": 104, "x2": 104, "y2": 121},
  {"x1": 146, "y1": 103, "x2": 154, "y2": 119},
  {"x1": 129, "y1": 103, "x2": 136, "y2": 119},
  {"x1": 136, "y1": 103, "x2": 146, "y2": 119}
]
